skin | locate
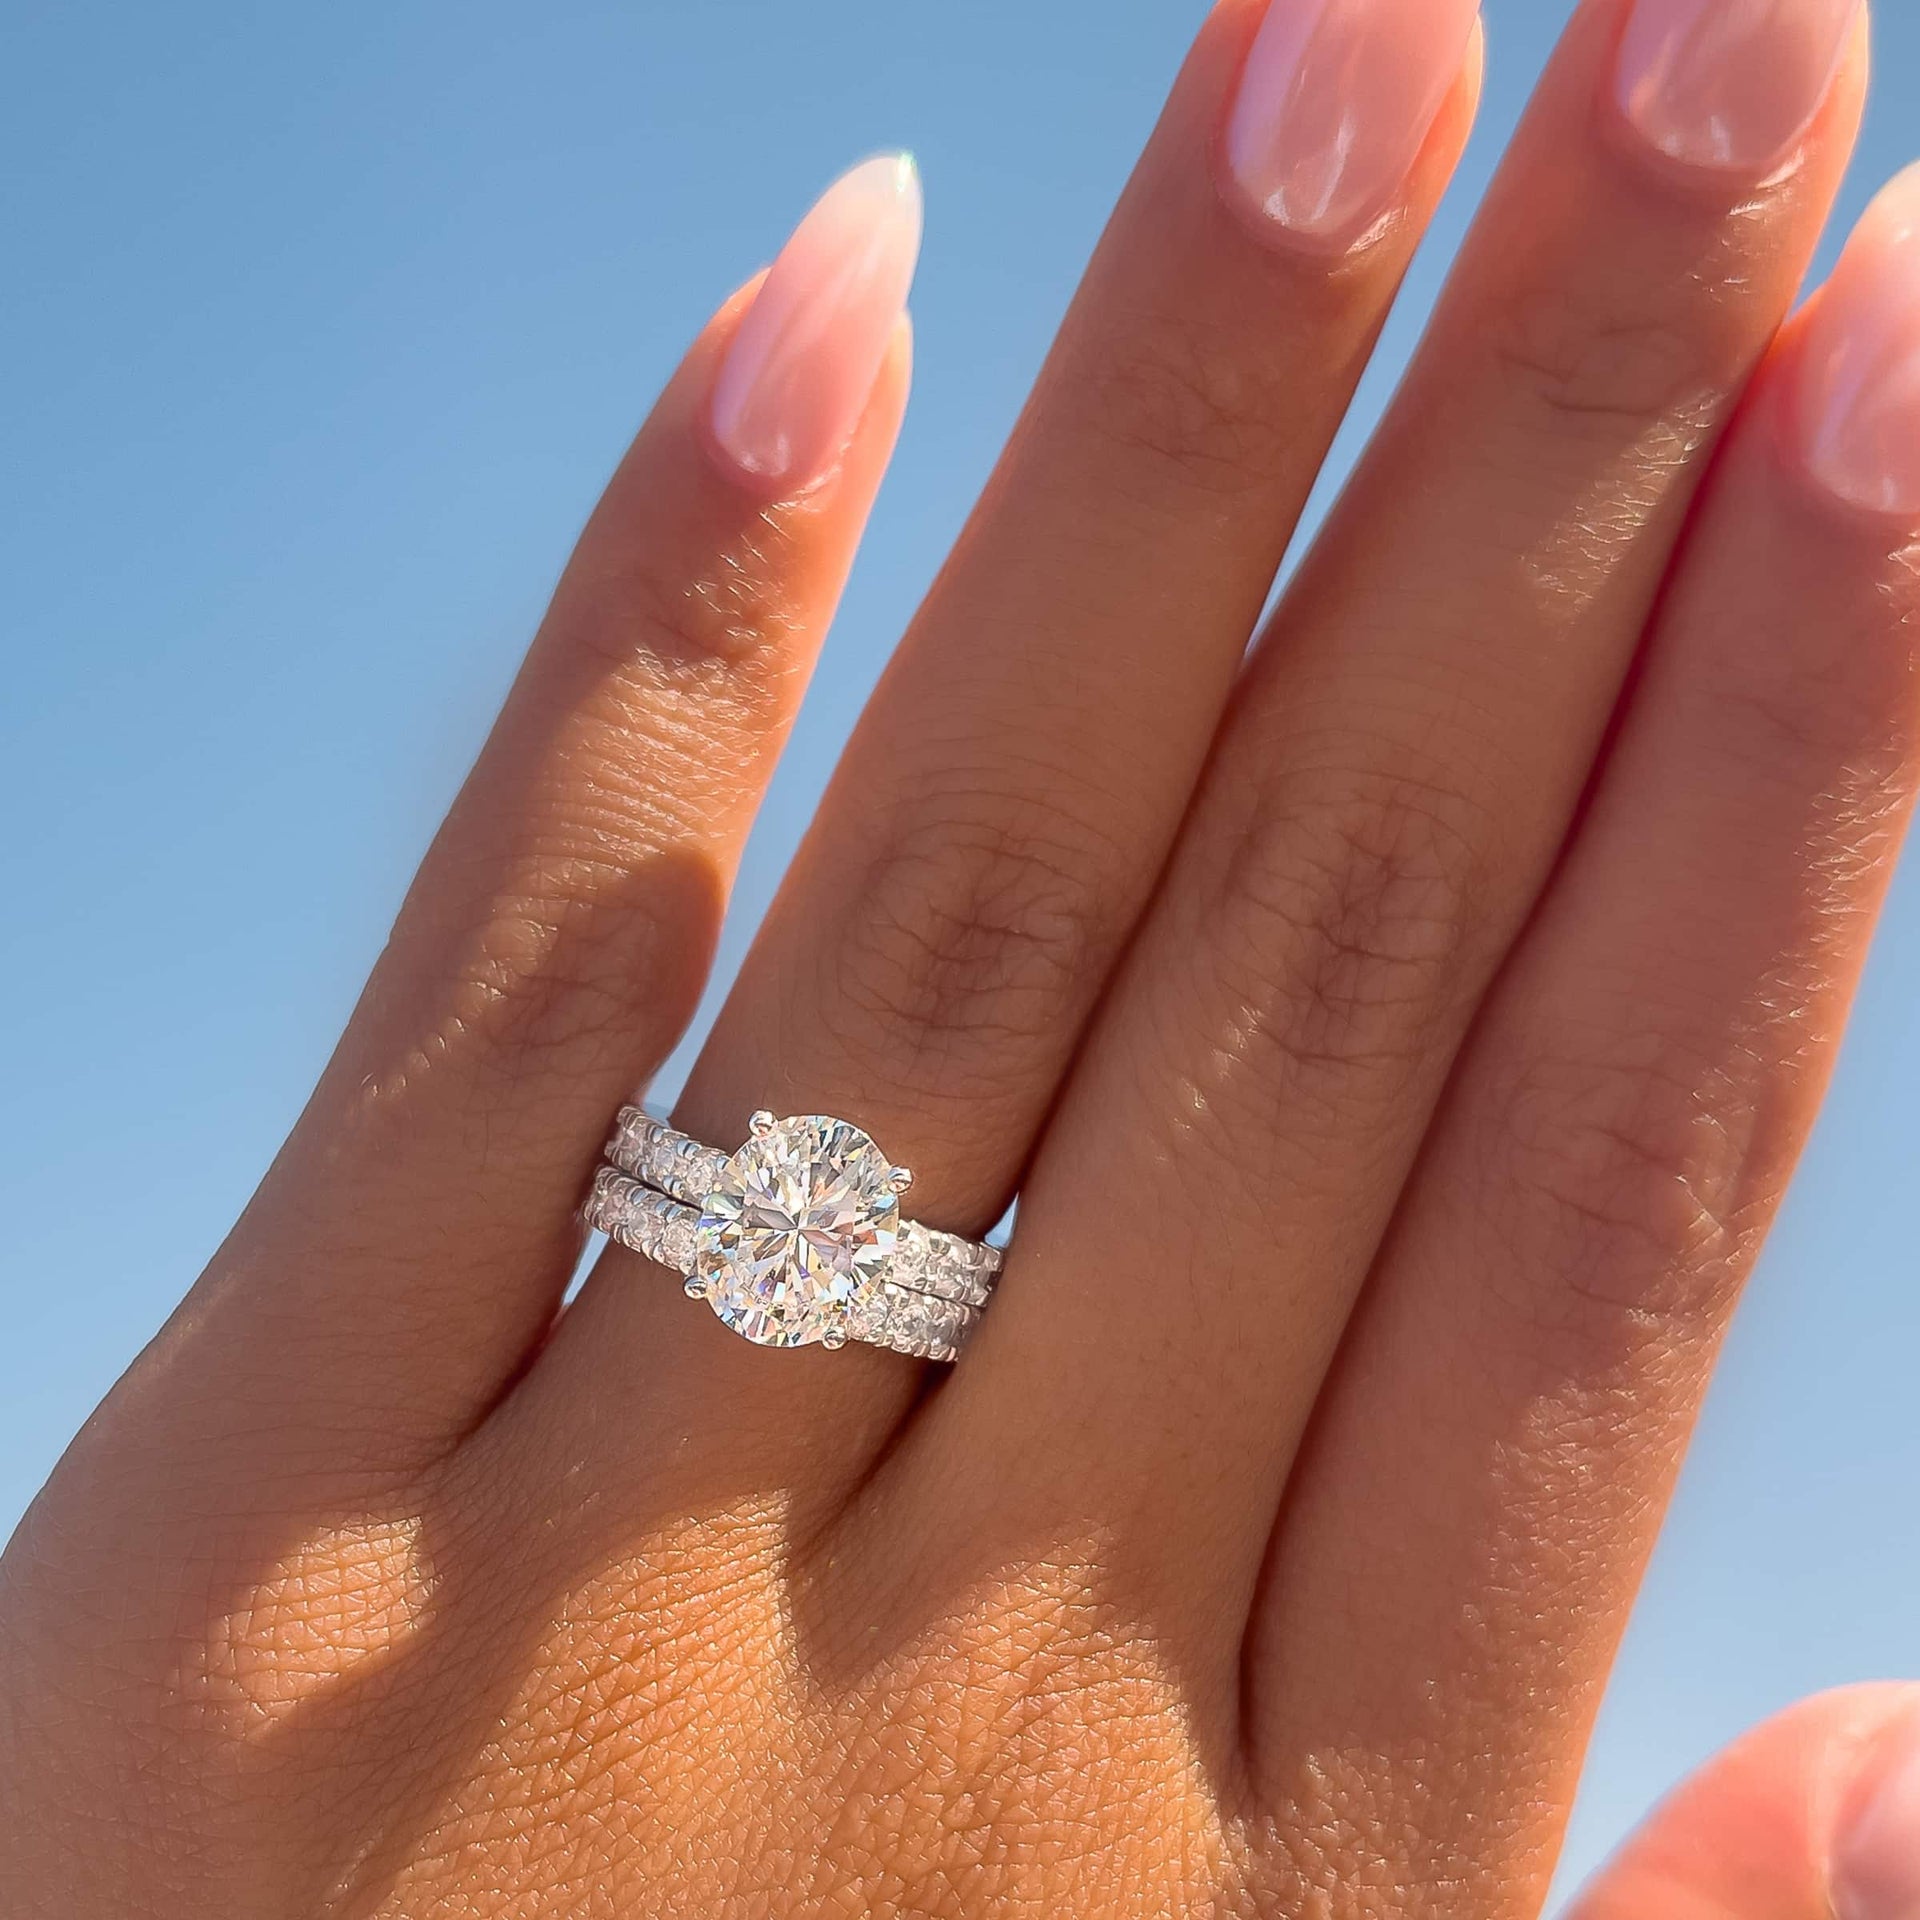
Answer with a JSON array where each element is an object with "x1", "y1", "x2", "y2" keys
[
  {"x1": 1567, "y1": 1686, "x2": 1920, "y2": 1920},
  {"x1": 2, "y1": 1, "x2": 1915, "y2": 1914}
]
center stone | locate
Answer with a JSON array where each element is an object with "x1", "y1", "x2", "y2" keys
[{"x1": 693, "y1": 1115, "x2": 900, "y2": 1348}]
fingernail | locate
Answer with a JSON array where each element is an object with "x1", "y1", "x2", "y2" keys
[
  {"x1": 1789, "y1": 166, "x2": 1920, "y2": 519},
  {"x1": 1613, "y1": 0, "x2": 1860, "y2": 178},
  {"x1": 1832, "y1": 1707, "x2": 1920, "y2": 1920},
  {"x1": 708, "y1": 153, "x2": 922, "y2": 495},
  {"x1": 1222, "y1": 0, "x2": 1480, "y2": 250}
]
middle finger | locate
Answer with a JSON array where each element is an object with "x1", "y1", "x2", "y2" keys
[{"x1": 903, "y1": 0, "x2": 1866, "y2": 1655}]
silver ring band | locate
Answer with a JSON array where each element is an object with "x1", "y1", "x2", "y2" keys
[
  {"x1": 586, "y1": 1108, "x2": 1003, "y2": 1361},
  {"x1": 605, "y1": 1110, "x2": 998, "y2": 1307},
  {"x1": 585, "y1": 1167, "x2": 983, "y2": 1362}
]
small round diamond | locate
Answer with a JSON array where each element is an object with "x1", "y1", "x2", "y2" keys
[{"x1": 694, "y1": 1116, "x2": 901, "y2": 1348}]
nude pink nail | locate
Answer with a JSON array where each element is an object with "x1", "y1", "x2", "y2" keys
[
  {"x1": 1790, "y1": 166, "x2": 1920, "y2": 519},
  {"x1": 1222, "y1": 0, "x2": 1480, "y2": 250},
  {"x1": 1613, "y1": 0, "x2": 1860, "y2": 178},
  {"x1": 708, "y1": 153, "x2": 921, "y2": 496},
  {"x1": 1832, "y1": 1707, "x2": 1920, "y2": 1920}
]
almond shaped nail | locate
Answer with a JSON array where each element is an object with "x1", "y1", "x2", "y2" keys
[
  {"x1": 709, "y1": 153, "x2": 922, "y2": 495},
  {"x1": 1222, "y1": 0, "x2": 1481, "y2": 249},
  {"x1": 1614, "y1": 0, "x2": 1860, "y2": 178},
  {"x1": 1790, "y1": 164, "x2": 1920, "y2": 519},
  {"x1": 1831, "y1": 1703, "x2": 1920, "y2": 1920}
]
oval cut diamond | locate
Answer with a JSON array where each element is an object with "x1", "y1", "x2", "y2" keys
[{"x1": 694, "y1": 1115, "x2": 900, "y2": 1347}]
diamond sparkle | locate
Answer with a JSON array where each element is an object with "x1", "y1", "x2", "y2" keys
[{"x1": 693, "y1": 1115, "x2": 901, "y2": 1348}]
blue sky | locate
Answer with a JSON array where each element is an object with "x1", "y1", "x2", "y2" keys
[{"x1": 3, "y1": 0, "x2": 1918, "y2": 1896}]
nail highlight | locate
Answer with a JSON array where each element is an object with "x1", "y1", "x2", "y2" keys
[
  {"x1": 1790, "y1": 166, "x2": 1920, "y2": 519},
  {"x1": 1613, "y1": 0, "x2": 1860, "y2": 178},
  {"x1": 709, "y1": 154, "x2": 922, "y2": 495},
  {"x1": 1832, "y1": 1708, "x2": 1920, "y2": 1920},
  {"x1": 1222, "y1": 0, "x2": 1480, "y2": 249}
]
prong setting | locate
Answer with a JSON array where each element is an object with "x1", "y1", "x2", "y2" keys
[{"x1": 589, "y1": 1106, "x2": 1000, "y2": 1361}]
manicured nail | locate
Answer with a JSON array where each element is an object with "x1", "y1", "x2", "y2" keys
[
  {"x1": 709, "y1": 153, "x2": 921, "y2": 495},
  {"x1": 1613, "y1": 0, "x2": 1859, "y2": 178},
  {"x1": 1832, "y1": 1708, "x2": 1920, "y2": 1920},
  {"x1": 1790, "y1": 166, "x2": 1920, "y2": 519},
  {"x1": 1222, "y1": 0, "x2": 1480, "y2": 249}
]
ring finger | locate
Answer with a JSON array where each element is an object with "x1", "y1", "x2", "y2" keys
[{"x1": 525, "y1": 0, "x2": 1483, "y2": 1473}]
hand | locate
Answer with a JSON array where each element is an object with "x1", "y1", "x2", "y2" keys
[{"x1": 5, "y1": 0, "x2": 1916, "y2": 1913}]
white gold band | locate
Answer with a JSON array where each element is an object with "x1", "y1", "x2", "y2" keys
[
  {"x1": 585, "y1": 1166, "x2": 981, "y2": 1363},
  {"x1": 604, "y1": 1109, "x2": 1001, "y2": 1308},
  {"x1": 588, "y1": 1108, "x2": 1004, "y2": 1362}
]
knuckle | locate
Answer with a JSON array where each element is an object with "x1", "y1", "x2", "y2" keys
[
  {"x1": 1707, "y1": 615, "x2": 1918, "y2": 782},
  {"x1": 358, "y1": 523, "x2": 822, "y2": 1111},
  {"x1": 1198, "y1": 762, "x2": 1495, "y2": 1116},
  {"x1": 825, "y1": 799, "x2": 1113, "y2": 1104},
  {"x1": 1079, "y1": 309, "x2": 1296, "y2": 496},
  {"x1": 374, "y1": 850, "x2": 716, "y2": 1100},
  {"x1": 453, "y1": 882, "x2": 662, "y2": 1064},
  {"x1": 551, "y1": 509, "x2": 809, "y2": 718},
  {"x1": 1479, "y1": 282, "x2": 1716, "y2": 433},
  {"x1": 1473, "y1": 1030, "x2": 1763, "y2": 1333}
]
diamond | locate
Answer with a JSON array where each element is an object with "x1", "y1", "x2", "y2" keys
[
  {"x1": 654, "y1": 1201, "x2": 697, "y2": 1271},
  {"x1": 693, "y1": 1115, "x2": 902, "y2": 1348},
  {"x1": 892, "y1": 1222, "x2": 930, "y2": 1286},
  {"x1": 889, "y1": 1291, "x2": 933, "y2": 1347}
]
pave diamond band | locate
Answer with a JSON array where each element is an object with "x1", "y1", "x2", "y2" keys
[
  {"x1": 605, "y1": 1110, "x2": 731, "y2": 1211},
  {"x1": 584, "y1": 1168, "x2": 981, "y2": 1362},
  {"x1": 587, "y1": 1107, "x2": 1003, "y2": 1361},
  {"x1": 605, "y1": 1110, "x2": 998, "y2": 1310}
]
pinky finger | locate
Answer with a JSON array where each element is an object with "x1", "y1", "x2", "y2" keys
[{"x1": 1569, "y1": 1684, "x2": 1920, "y2": 1920}]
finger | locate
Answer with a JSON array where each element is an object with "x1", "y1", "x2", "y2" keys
[
  {"x1": 530, "y1": 0, "x2": 1483, "y2": 1460},
  {"x1": 1569, "y1": 1685, "x2": 1920, "y2": 1920},
  {"x1": 1242, "y1": 172, "x2": 1920, "y2": 1908},
  {"x1": 124, "y1": 159, "x2": 918, "y2": 1455},
  {"x1": 890, "y1": 0, "x2": 1865, "y2": 1656}
]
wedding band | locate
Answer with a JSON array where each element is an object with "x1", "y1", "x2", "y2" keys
[{"x1": 583, "y1": 1108, "x2": 1003, "y2": 1362}]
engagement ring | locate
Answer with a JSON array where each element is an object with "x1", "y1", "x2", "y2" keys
[{"x1": 583, "y1": 1108, "x2": 1002, "y2": 1362}]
